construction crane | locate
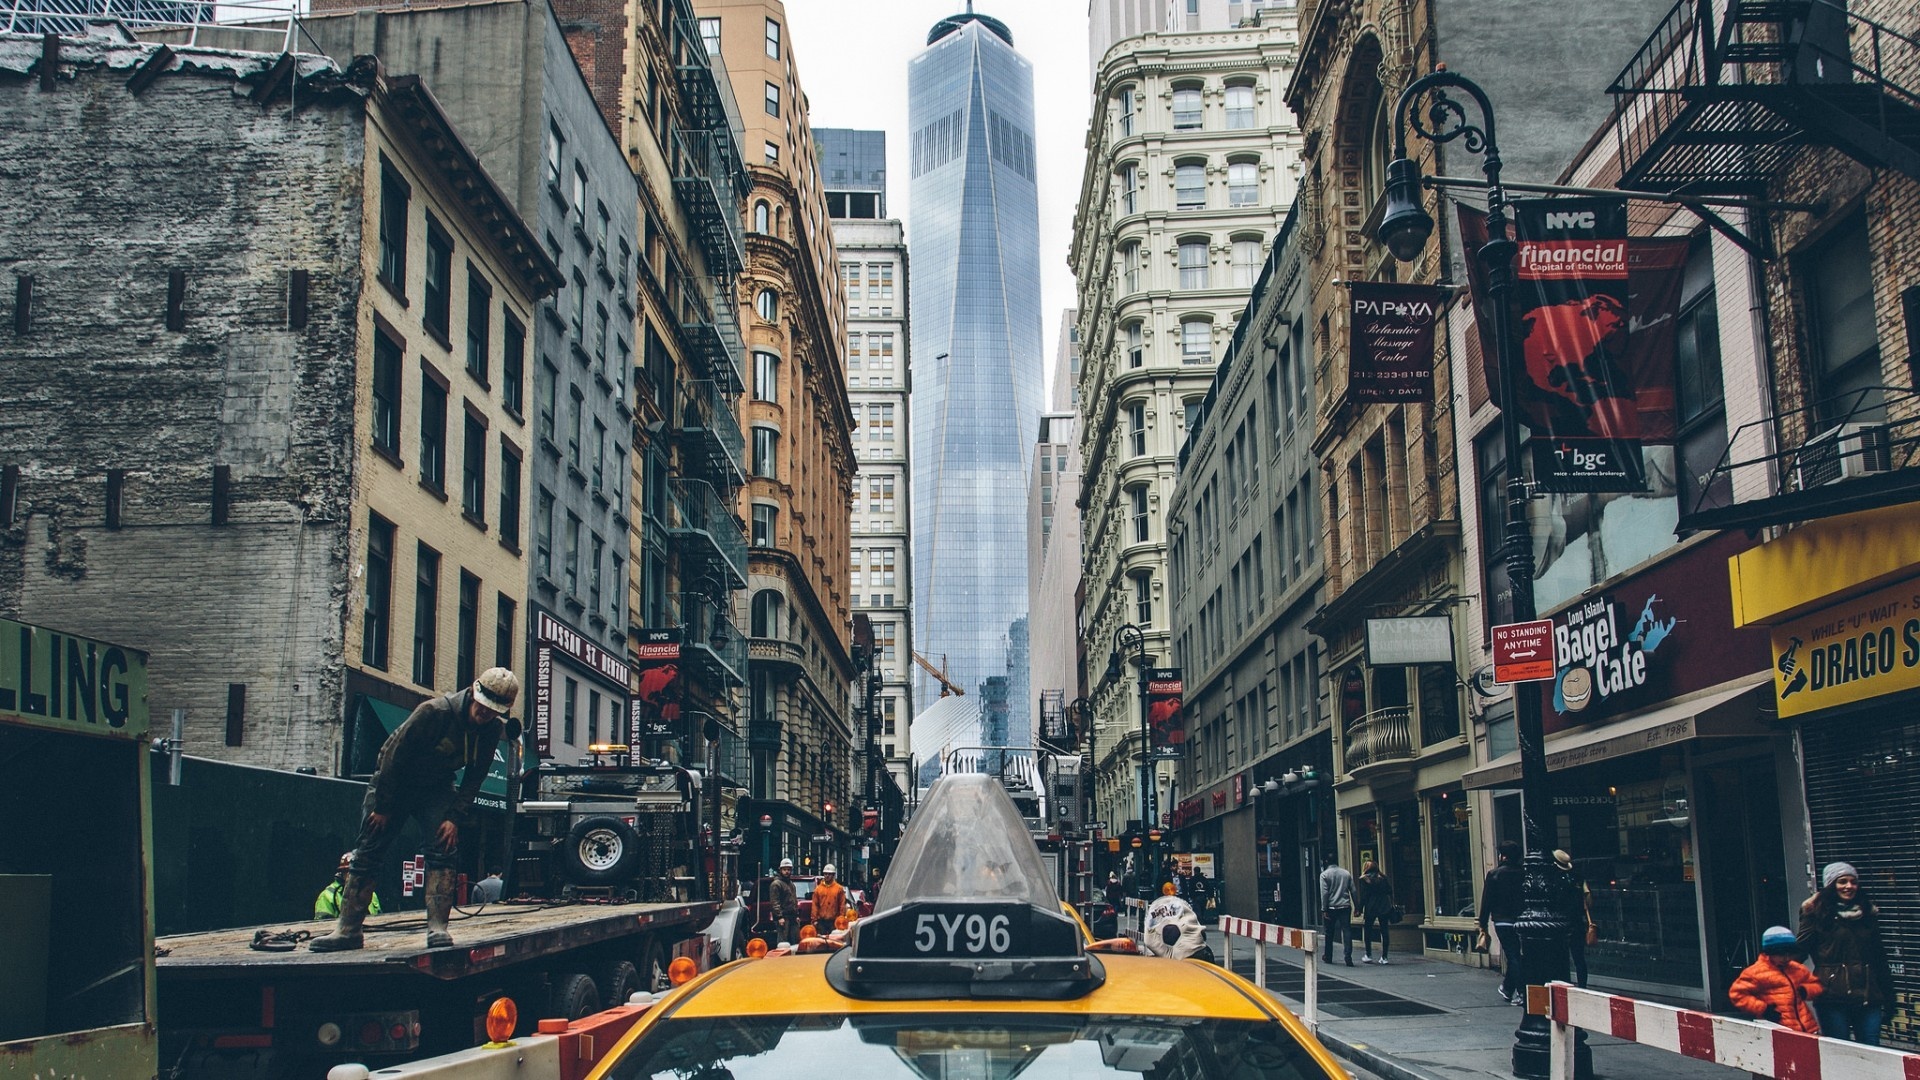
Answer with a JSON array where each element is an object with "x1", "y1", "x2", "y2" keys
[{"x1": 912, "y1": 650, "x2": 966, "y2": 698}]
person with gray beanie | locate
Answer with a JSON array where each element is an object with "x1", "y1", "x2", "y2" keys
[{"x1": 1797, "y1": 861, "x2": 1895, "y2": 1045}]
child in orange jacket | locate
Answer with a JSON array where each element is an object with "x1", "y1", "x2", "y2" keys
[{"x1": 1729, "y1": 926, "x2": 1823, "y2": 1034}]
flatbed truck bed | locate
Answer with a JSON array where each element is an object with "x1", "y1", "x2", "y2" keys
[{"x1": 156, "y1": 898, "x2": 719, "y2": 1078}]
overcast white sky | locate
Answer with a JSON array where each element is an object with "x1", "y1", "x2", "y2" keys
[{"x1": 783, "y1": 0, "x2": 1093, "y2": 387}]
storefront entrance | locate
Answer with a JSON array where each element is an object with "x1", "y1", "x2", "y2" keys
[{"x1": 1694, "y1": 752, "x2": 1791, "y2": 1010}]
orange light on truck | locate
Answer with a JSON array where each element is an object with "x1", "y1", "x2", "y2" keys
[
  {"x1": 745, "y1": 937, "x2": 769, "y2": 959},
  {"x1": 483, "y1": 997, "x2": 517, "y2": 1046},
  {"x1": 668, "y1": 957, "x2": 698, "y2": 986}
]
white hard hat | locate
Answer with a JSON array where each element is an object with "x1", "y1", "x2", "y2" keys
[
  {"x1": 779, "y1": 858, "x2": 794, "y2": 869},
  {"x1": 823, "y1": 864, "x2": 837, "y2": 875},
  {"x1": 473, "y1": 667, "x2": 520, "y2": 712}
]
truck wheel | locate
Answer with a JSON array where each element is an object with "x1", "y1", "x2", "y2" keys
[
  {"x1": 594, "y1": 959, "x2": 640, "y2": 1006},
  {"x1": 640, "y1": 938, "x2": 669, "y2": 993},
  {"x1": 548, "y1": 972, "x2": 601, "y2": 1020},
  {"x1": 564, "y1": 816, "x2": 640, "y2": 885}
]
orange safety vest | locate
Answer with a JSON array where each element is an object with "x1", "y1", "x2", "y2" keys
[{"x1": 812, "y1": 879, "x2": 848, "y2": 923}]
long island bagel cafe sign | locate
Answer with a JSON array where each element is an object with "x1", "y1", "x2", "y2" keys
[
  {"x1": 532, "y1": 608, "x2": 631, "y2": 756},
  {"x1": 1536, "y1": 532, "x2": 1769, "y2": 733}
]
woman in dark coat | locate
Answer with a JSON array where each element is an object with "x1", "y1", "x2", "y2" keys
[{"x1": 1797, "y1": 861, "x2": 1896, "y2": 1046}]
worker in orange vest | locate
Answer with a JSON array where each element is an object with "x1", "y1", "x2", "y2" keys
[{"x1": 811, "y1": 863, "x2": 849, "y2": 936}]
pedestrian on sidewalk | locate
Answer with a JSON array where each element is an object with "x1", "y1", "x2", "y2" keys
[
  {"x1": 1728, "y1": 925, "x2": 1822, "y2": 1033},
  {"x1": 1319, "y1": 851, "x2": 1355, "y2": 967},
  {"x1": 1553, "y1": 850, "x2": 1596, "y2": 988},
  {"x1": 1797, "y1": 861, "x2": 1895, "y2": 1046},
  {"x1": 1356, "y1": 860, "x2": 1394, "y2": 964},
  {"x1": 1477, "y1": 839, "x2": 1525, "y2": 1003},
  {"x1": 312, "y1": 668, "x2": 519, "y2": 952}
]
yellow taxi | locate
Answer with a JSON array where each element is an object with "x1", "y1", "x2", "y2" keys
[{"x1": 585, "y1": 774, "x2": 1347, "y2": 1080}]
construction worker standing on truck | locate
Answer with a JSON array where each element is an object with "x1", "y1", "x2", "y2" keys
[
  {"x1": 812, "y1": 864, "x2": 849, "y2": 936},
  {"x1": 314, "y1": 853, "x2": 383, "y2": 921},
  {"x1": 311, "y1": 667, "x2": 519, "y2": 952},
  {"x1": 771, "y1": 858, "x2": 800, "y2": 943}
]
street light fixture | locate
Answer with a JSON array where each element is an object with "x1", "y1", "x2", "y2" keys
[
  {"x1": 1376, "y1": 65, "x2": 1585, "y2": 1080},
  {"x1": 1106, "y1": 623, "x2": 1153, "y2": 898}
]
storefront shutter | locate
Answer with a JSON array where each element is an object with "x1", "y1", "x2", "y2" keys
[{"x1": 1801, "y1": 709, "x2": 1920, "y2": 1047}]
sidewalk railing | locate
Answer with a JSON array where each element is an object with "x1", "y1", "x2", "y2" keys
[
  {"x1": 1542, "y1": 981, "x2": 1920, "y2": 1080},
  {"x1": 1217, "y1": 915, "x2": 1321, "y2": 1031}
]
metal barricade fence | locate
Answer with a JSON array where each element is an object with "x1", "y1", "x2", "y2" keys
[
  {"x1": 1216, "y1": 915, "x2": 1321, "y2": 1031},
  {"x1": 1541, "y1": 982, "x2": 1920, "y2": 1080},
  {"x1": 1122, "y1": 897, "x2": 1148, "y2": 945}
]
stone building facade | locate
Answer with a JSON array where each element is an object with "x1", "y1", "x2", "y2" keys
[
  {"x1": 700, "y1": 0, "x2": 859, "y2": 875},
  {"x1": 0, "y1": 31, "x2": 558, "y2": 776},
  {"x1": 1071, "y1": 16, "x2": 1302, "y2": 839}
]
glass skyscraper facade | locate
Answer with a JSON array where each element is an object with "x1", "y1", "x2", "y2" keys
[{"x1": 907, "y1": 11, "x2": 1045, "y2": 738}]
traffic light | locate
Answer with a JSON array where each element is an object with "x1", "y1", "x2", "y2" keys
[
  {"x1": 824, "y1": 799, "x2": 835, "y2": 818},
  {"x1": 1148, "y1": 828, "x2": 1162, "y2": 843}
]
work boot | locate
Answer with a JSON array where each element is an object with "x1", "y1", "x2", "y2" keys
[
  {"x1": 310, "y1": 872, "x2": 376, "y2": 952},
  {"x1": 424, "y1": 868, "x2": 456, "y2": 948}
]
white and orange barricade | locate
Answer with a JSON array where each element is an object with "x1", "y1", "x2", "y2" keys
[{"x1": 1216, "y1": 915, "x2": 1321, "y2": 1031}]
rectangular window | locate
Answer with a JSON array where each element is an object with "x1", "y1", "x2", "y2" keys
[
  {"x1": 502, "y1": 313, "x2": 525, "y2": 416},
  {"x1": 572, "y1": 165, "x2": 587, "y2": 231},
  {"x1": 1175, "y1": 164, "x2": 1205, "y2": 210},
  {"x1": 412, "y1": 543, "x2": 440, "y2": 686},
  {"x1": 698, "y1": 16, "x2": 719, "y2": 58},
  {"x1": 1122, "y1": 242, "x2": 1140, "y2": 294},
  {"x1": 1226, "y1": 84, "x2": 1255, "y2": 129},
  {"x1": 1182, "y1": 320, "x2": 1211, "y2": 363},
  {"x1": 570, "y1": 271, "x2": 586, "y2": 340},
  {"x1": 457, "y1": 570, "x2": 480, "y2": 689},
  {"x1": 1179, "y1": 241, "x2": 1208, "y2": 289},
  {"x1": 871, "y1": 333, "x2": 895, "y2": 369},
  {"x1": 765, "y1": 16, "x2": 781, "y2": 58},
  {"x1": 609, "y1": 554, "x2": 623, "y2": 622},
  {"x1": 588, "y1": 689, "x2": 602, "y2": 745},
  {"x1": 841, "y1": 261, "x2": 861, "y2": 298},
  {"x1": 378, "y1": 164, "x2": 409, "y2": 292},
  {"x1": 372, "y1": 327, "x2": 403, "y2": 455},
  {"x1": 753, "y1": 503, "x2": 776, "y2": 546},
  {"x1": 535, "y1": 487, "x2": 555, "y2": 579},
  {"x1": 563, "y1": 677, "x2": 578, "y2": 745},
  {"x1": 420, "y1": 369, "x2": 447, "y2": 492},
  {"x1": 592, "y1": 418, "x2": 607, "y2": 493},
  {"x1": 362, "y1": 513, "x2": 394, "y2": 669},
  {"x1": 1675, "y1": 235, "x2": 1730, "y2": 512},
  {"x1": 870, "y1": 263, "x2": 894, "y2": 300},
  {"x1": 874, "y1": 621, "x2": 896, "y2": 662},
  {"x1": 500, "y1": 441, "x2": 522, "y2": 548},
  {"x1": 538, "y1": 361, "x2": 558, "y2": 445},
  {"x1": 465, "y1": 269, "x2": 491, "y2": 383},
  {"x1": 568, "y1": 391, "x2": 583, "y2": 468},
  {"x1": 589, "y1": 533, "x2": 605, "y2": 615},
  {"x1": 1120, "y1": 164, "x2": 1139, "y2": 215},
  {"x1": 754, "y1": 351, "x2": 779, "y2": 401},
  {"x1": 765, "y1": 81, "x2": 781, "y2": 117},
  {"x1": 225, "y1": 683, "x2": 245, "y2": 747},
  {"x1": 564, "y1": 511, "x2": 581, "y2": 595},
  {"x1": 1129, "y1": 402, "x2": 1147, "y2": 457},
  {"x1": 764, "y1": 141, "x2": 780, "y2": 165},
  {"x1": 462, "y1": 410, "x2": 486, "y2": 521},
  {"x1": 545, "y1": 121, "x2": 565, "y2": 189},
  {"x1": 424, "y1": 218, "x2": 452, "y2": 341},
  {"x1": 753, "y1": 427, "x2": 777, "y2": 478},
  {"x1": 1228, "y1": 162, "x2": 1258, "y2": 207},
  {"x1": 495, "y1": 593, "x2": 516, "y2": 669},
  {"x1": 595, "y1": 203, "x2": 610, "y2": 266},
  {"x1": 1172, "y1": 87, "x2": 1202, "y2": 130}
]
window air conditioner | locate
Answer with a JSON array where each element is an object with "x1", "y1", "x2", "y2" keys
[{"x1": 1795, "y1": 422, "x2": 1891, "y2": 489}]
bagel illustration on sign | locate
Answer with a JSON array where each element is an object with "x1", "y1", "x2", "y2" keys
[{"x1": 1556, "y1": 665, "x2": 1594, "y2": 713}]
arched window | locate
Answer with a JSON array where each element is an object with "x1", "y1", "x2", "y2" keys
[
  {"x1": 1225, "y1": 83, "x2": 1255, "y2": 129},
  {"x1": 1366, "y1": 92, "x2": 1393, "y2": 214},
  {"x1": 1181, "y1": 317, "x2": 1212, "y2": 364},
  {"x1": 752, "y1": 201, "x2": 770, "y2": 233},
  {"x1": 1130, "y1": 485, "x2": 1150, "y2": 542},
  {"x1": 1175, "y1": 161, "x2": 1206, "y2": 210},
  {"x1": 1116, "y1": 84, "x2": 1136, "y2": 136},
  {"x1": 1178, "y1": 239, "x2": 1209, "y2": 290},
  {"x1": 1227, "y1": 159, "x2": 1259, "y2": 207},
  {"x1": 1232, "y1": 236, "x2": 1263, "y2": 288},
  {"x1": 751, "y1": 589, "x2": 785, "y2": 637},
  {"x1": 1172, "y1": 85, "x2": 1203, "y2": 130},
  {"x1": 756, "y1": 288, "x2": 778, "y2": 322}
]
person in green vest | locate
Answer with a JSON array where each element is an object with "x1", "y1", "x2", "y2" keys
[{"x1": 314, "y1": 853, "x2": 383, "y2": 920}]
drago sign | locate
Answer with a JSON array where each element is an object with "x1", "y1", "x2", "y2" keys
[{"x1": 1771, "y1": 576, "x2": 1920, "y2": 719}]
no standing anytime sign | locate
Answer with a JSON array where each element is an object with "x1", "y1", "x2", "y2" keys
[{"x1": 1492, "y1": 620, "x2": 1556, "y2": 684}]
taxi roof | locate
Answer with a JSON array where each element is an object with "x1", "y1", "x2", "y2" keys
[{"x1": 664, "y1": 953, "x2": 1280, "y2": 1022}]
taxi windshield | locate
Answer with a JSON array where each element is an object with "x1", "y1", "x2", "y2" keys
[{"x1": 601, "y1": 1013, "x2": 1328, "y2": 1080}]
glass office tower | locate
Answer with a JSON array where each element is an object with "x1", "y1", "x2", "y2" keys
[{"x1": 907, "y1": 11, "x2": 1044, "y2": 737}]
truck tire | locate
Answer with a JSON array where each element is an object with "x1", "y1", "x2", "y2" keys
[
  {"x1": 640, "y1": 938, "x2": 670, "y2": 993},
  {"x1": 548, "y1": 972, "x2": 601, "y2": 1020},
  {"x1": 593, "y1": 959, "x2": 640, "y2": 1006},
  {"x1": 564, "y1": 816, "x2": 640, "y2": 885}
]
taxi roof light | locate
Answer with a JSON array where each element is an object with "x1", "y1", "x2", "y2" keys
[{"x1": 882, "y1": 774, "x2": 1062, "y2": 911}]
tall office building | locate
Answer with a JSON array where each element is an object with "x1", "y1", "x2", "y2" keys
[
  {"x1": 819, "y1": 126, "x2": 916, "y2": 815},
  {"x1": 907, "y1": 8, "x2": 1044, "y2": 739}
]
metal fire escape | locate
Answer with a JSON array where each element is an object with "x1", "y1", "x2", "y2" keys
[{"x1": 1608, "y1": 0, "x2": 1920, "y2": 199}]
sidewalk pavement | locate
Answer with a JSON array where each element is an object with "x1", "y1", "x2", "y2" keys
[{"x1": 1204, "y1": 929, "x2": 1742, "y2": 1080}]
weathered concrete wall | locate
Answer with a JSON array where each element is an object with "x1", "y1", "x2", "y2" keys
[{"x1": 0, "y1": 37, "x2": 369, "y2": 769}]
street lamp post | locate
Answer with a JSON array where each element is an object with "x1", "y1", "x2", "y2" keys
[
  {"x1": 1106, "y1": 623, "x2": 1152, "y2": 900},
  {"x1": 1376, "y1": 67, "x2": 1586, "y2": 1080}
]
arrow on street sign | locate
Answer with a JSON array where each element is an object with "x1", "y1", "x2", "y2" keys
[{"x1": 1491, "y1": 619, "x2": 1556, "y2": 684}]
